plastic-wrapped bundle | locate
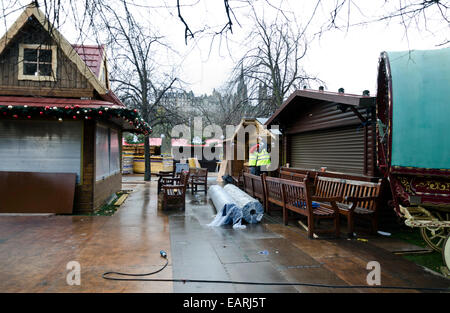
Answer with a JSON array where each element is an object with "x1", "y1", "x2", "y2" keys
[
  {"x1": 223, "y1": 184, "x2": 264, "y2": 224},
  {"x1": 208, "y1": 185, "x2": 234, "y2": 213},
  {"x1": 207, "y1": 185, "x2": 245, "y2": 229},
  {"x1": 207, "y1": 203, "x2": 244, "y2": 228}
]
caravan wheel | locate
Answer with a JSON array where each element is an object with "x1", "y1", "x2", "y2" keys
[{"x1": 443, "y1": 234, "x2": 450, "y2": 271}]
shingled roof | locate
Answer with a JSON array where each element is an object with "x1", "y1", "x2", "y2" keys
[{"x1": 72, "y1": 44, "x2": 105, "y2": 78}]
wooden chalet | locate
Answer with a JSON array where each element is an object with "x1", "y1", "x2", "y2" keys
[
  {"x1": 218, "y1": 118, "x2": 277, "y2": 182},
  {"x1": 0, "y1": 4, "x2": 150, "y2": 214},
  {"x1": 265, "y1": 88, "x2": 378, "y2": 178}
]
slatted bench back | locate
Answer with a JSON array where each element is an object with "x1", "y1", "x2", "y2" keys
[
  {"x1": 252, "y1": 175, "x2": 265, "y2": 202},
  {"x1": 315, "y1": 176, "x2": 346, "y2": 198},
  {"x1": 243, "y1": 172, "x2": 254, "y2": 196},
  {"x1": 263, "y1": 176, "x2": 285, "y2": 208},
  {"x1": 180, "y1": 171, "x2": 190, "y2": 191},
  {"x1": 279, "y1": 170, "x2": 309, "y2": 182},
  {"x1": 315, "y1": 176, "x2": 382, "y2": 211},
  {"x1": 340, "y1": 179, "x2": 382, "y2": 211},
  {"x1": 243, "y1": 172, "x2": 265, "y2": 203},
  {"x1": 279, "y1": 178, "x2": 311, "y2": 216}
]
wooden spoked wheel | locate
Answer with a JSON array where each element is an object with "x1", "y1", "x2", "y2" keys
[
  {"x1": 420, "y1": 211, "x2": 450, "y2": 252},
  {"x1": 421, "y1": 227, "x2": 449, "y2": 252}
]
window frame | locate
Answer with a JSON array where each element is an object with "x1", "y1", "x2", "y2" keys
[
  {"x1": 95, "y1": 123, "x2": 121, "y2": 181},
  {"x1": 18, "y1": 43, "x2": 57, "y2": 81}
]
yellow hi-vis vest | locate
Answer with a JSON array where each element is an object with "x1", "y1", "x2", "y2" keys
[
  {"x1": 256, "y1": 149, "x2": 271, "y2": 166},
  {"x1": 249, "y1": 151, "x2": 258, "y2": 166}
]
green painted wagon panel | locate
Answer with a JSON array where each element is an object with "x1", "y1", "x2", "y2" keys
[{"x1": 388, "y1": 48, "x2": 450, "y2": 169}]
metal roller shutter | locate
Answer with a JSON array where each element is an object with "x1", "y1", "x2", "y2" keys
[
  {"x1": 289, "y1": 126, "x2": 365, "y2": 174},
  {"x1": 0, "y1": 120, "x2": 82, "y2": 182}
]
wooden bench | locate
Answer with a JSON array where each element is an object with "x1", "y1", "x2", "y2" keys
[
  {"x1": 263, "y1": 176, "x2": 285, "y2": 215},
  {"x1": 157, "y1": 169, "x2": 175, "y2": 194},
  {"x1": 279, "y1": 170, "x2": 310, "y2": 182},
  {"x1": 314, "y1": 176, "x2": 382, "y2": 237},
  {"x1": 231, "y1": 170, "x2": 245, "y2": 189},
  {"x1": 280, "y1": 178, "x2": 340, "y2": 239},
  {"x1": 243, "y1": 172, "x2": 266, "y2": 208},
  {"x1": 161, "y1": 170, "x2": 190, "y2": 210},
  {"x1": 279, "y1": 170, "x2": 317, "y2": 195}
]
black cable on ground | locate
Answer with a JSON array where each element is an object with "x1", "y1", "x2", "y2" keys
[
  {"x1": 101, "y1": 251, "x2": 450, "y2": 292},
  {"x1": 102, "y1": 250, "x2": 169, "y2": 278}
]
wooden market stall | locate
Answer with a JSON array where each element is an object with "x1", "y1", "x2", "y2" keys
[
  {"x1": 171, "y1": 138, "x2": 222, "y2": 172},
  {"x1": 121, "y1": 137, "x2": 173, "y2": 175},
  {"x1": 218, "y1": 118, "x2": 276, "y2": 182},
  {"x1": 265, "y1": 88, "x2": 378, "y2": 178},
  {"x1": 0, "y1": 4, "x2": 150, "y2": 214}
]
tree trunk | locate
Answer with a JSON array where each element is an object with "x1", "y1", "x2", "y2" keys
[{"x1": 144, "y1": 134, "x2": 151, "y2": 181}]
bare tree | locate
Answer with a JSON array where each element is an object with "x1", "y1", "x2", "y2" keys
[
  {"x1": 190, "y1": 89, "x2": 243, "y2": 127},
  {"x1": 230, "y1": 12, "x2": 322, "y2": 117},
  {"x1": 317, "y1": 0, "x2": 449, "y2": 46},
  {"x1": 100, "y1": 1, "x2": 183, "y2": 181}
]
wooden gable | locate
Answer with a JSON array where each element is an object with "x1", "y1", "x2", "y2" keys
[{"x1": 0, "y1": 4, "x2": 108, "y2": 98}]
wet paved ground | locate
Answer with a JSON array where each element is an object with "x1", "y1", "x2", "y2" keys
[
  {"x1": 0, "y1": 175, "x2": 448, "y2": 292},
  {"x1": 169, "y1": 178, "x2": 449, "y2": 293},
  {"x1": 0, "y1": 177, "x2": 172, "y2": 292}
]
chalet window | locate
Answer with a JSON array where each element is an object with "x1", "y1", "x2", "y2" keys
[
  {"x1": 96, "y1": 124, "x2": 120, "y2": 181},
  {"x1": 18, "y1": 44, "x2": 57, "y2": 81}
]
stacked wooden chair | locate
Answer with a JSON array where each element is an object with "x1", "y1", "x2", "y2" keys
[{"x1": 189, "y1": 168, "x2": 208, "y2": 194}]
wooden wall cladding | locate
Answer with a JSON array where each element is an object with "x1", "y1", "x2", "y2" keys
[
  {"x1": 0, "y1": 16, "x2": 94, "y2": 97},
  {"x1": 0, "y1": 171, "x2": 76, "y2": 214}
]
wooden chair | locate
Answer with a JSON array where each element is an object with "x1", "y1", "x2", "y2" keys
[
  {"x1": 161, "y1": 170, "x2": 190, "y2": 210},
  {"x1": 189, "y1": 168, "x2": 208, "y2": 194},
  {"x1": 314, "y1": 176, "x2": 382, "y2": 237},
  {"x1": 281, "y1": 178, "x2": 340, "y2": 239}
]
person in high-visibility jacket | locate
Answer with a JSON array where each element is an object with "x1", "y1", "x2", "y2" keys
[
  {"x1": 248, "y1": 143, "x2": 259, "y2": 175},
  {"x1": 256, "y1": 140, "x2": 271, "y2": 174}
]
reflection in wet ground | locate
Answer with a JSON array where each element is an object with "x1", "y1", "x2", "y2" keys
[
  {"x1": 167, "y1": 178, "x2": 449, "y2": 293},
  {"x1": 0, "y1": 176, "x2": 448, "y2": 292}
]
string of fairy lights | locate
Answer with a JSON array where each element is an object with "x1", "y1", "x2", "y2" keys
[{"x1": 0, "y1": 104, "x2": 152, "y2": 135}]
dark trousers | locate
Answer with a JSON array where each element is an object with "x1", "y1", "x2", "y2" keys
[{"x1": 250, "y1": 166, "x2": 261, "y2": 176}]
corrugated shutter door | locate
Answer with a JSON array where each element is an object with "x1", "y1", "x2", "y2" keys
[
  {"x1": 0, "y1": 120, "x2": 82, "y2": 182},
  {"x1": 289, "y1": 126, "x2": 365, "y2": 174}
]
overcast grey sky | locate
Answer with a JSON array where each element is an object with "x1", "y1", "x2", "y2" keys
[
  {"x1": 161, "y1": 0, "x2": 448, "y2": 96},
  {"x1": 2, "y1": 0, "x2": 448, "y2": 96}
]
